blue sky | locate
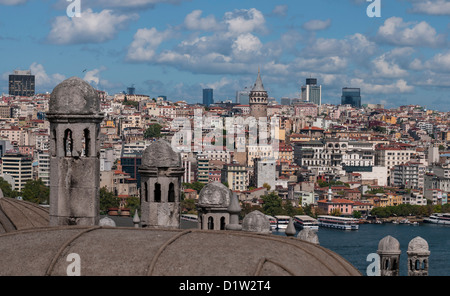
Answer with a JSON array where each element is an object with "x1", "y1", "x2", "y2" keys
[{"x1": 0, "y1": 0, "x2": 449, "y2": 111}]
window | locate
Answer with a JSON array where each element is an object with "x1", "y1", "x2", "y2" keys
[
  {"x1": 63, "y1": 129, "x2": 73, "y2": 157},
  {"x1": 154, "y1": 183, "x2": 161, "y2": 202},
  {"x1": 168, "y1": 183, "x2": 175, "y2": 202},
  {"x1": 83, "y1": 128, "x2": 90, "y2": 157}
]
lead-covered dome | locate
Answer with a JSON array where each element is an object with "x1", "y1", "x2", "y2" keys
[
  {"x1": 377, "y1": 235, "x2": 401, "y2": 255},
  {"x1": 0, "y1": 226, "x2": 362, "y2": 276},
  {"x1": 197, "y1": 181, "x2": 231, "y2": 208},
  {"x1": 48, "y1": 77, "x2": 101, "y2": 115},
  {"x1": 141, "y1": 139, "x2": 181, "y2": 168},
  {"x1": 0, "y1": 196, "x2": 49, "y2": 233},
  {"x1": 407, "y1": 236, "x2": 430, "y2": 255}
]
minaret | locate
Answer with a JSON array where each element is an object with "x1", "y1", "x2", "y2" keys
[
  {"x1": 328, "y1": 186, "x2": 333, "y2": 202},
  {"x1": 249, "y1": 68, "x2": 268, "y2": 119},
  {"x1": 47, "y1": 77, "x2": 104, "y2": 226}
]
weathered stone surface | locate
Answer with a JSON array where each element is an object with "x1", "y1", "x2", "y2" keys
[
  {"x1": 48, "y1": 77, "x2": 100, "y2": 115},
  {"x1": 242, "y1": 210, "x2": 271, "y2": 234},
  {"x1": 198, "y1": 181, "x2": 231, "y2": 208},
  {"x1": 0, "y1": 226, "x2": 362, "y2": 276},
  {"x1": 141, "y1": 139, "x2": 181, "y2": 168},
  {"x1": 297, "y1": 228, "x2": 320, "y2": 245}
]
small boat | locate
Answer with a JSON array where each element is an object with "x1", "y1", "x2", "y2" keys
[
  {"x1": 293, "y1": 215, "x2": 319, "y2": 230},
  {"x1": 411, "y1": 221, "x2": 419, "y2": 226}
]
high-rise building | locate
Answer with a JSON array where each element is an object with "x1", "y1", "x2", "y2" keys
[
  {"x1": 341, "y1": 87, "x2": 361, "y2": 108},
  {"x1": 236, "y1": 88, "x2": 250, "y2": 105},
  {"x1": 203, "y1": 88, "x2": 214, "y2": 106},
  {"x1": 301, "y1": 78, "x2": 322, "y2": 105},
  {"x1": 1, "y1": 152, "x2": 33, "y2": 191},
  {"x1": 9, "y1": 70, "x2": 35, "y2": 97}
]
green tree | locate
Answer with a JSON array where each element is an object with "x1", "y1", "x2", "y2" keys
[
  {"x1": 181, "y1": 198, "x2": 197, "y2": 214},
  {"x1": 99, "y1": 187, "x2": 120, "y2": 215},
  {"x1": 262, "y1": 183, "x2": 271, "y2": 191},
  {"x1": 144, "y1": 124, "x2": 162, "y2": 139},
  {"x1": 125, "y1": 196, "x2": 140, "y2": 216},
  {"x1": 21, "y1": 179, "x2": 49, "y2": 204},
  {"x1": 183, "y1": 182, "x2": 205, "y2": 193},
  {"x1": 0, "y1": 177, "x2": 18, "y2": 198},
  {"x1": 261, "y1": 192, "x2": 284, "y2": 216}
]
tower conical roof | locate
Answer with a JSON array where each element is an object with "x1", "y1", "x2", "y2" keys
[{"x1": 252, "y1": 68, "x2": 265, "y2": 92}]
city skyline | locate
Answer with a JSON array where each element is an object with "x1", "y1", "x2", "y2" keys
[{"x1": 0, "y1": 0, "x2": 449, "y2": 111}]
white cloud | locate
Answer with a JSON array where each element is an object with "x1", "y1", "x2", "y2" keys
[
  {"x1": 126, "y1": 27, "x2": 173, "y2": 62},
  {"x1": 184, "y1": 10, "x2": 222, "y2": 31},
  {"x1": 376, "y1": 17, "x2": 446, "y2": 47},
  {"x1": 29, "y1": 63, "x2": 66, "y2": 90},
  {"x1": 0, "y1": 0, "x2": 26, "y2": 4},
  {"x1": 350, "y1": 78, "x2": 414, "y2": 94},
  {"x1": 47, "y1": 9, "x2": 138, "y2": 45},
  {"x1": 271, "y1": 5, "x2": 288, "y2": 17},
  {"x1": 224, "y1": 8, "x2": 266, "y2": 35},
  {"x1": 302, "y1": 19, "x2": 331, "y2": 31},
  {"x1": 408, "y1": 0, "x2": 450, "y2": 15},
  {"x1": 371, "y1": 54, "x2": 408, "y2": 78},
  {"x1": 231, "y1": 33, "x2": 263, "y2": 61}
]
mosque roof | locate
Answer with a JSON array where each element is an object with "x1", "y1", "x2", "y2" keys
[
  {"x1": 0, "y1": 196, "x2": 49, "y2": 233},
  {"x1": 0, "y1": 226, "x2": 361, "y2": 276}
]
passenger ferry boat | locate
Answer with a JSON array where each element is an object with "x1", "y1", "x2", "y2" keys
[
  {"x1": 317, "y1": 215, "x2": 359, "y2": 230},
  {"x1": 266, "y1": 215, "x2": 277, "y2": 230},
  {"x1": 181, "y1": 214, "x2": 198, "y2": 222},
  {"x1": 274, "y1": 215, "x2": 291, "y2": 231},
  {"x1": 424, "y1": 213, "x2": 450, "y2": 225},
  {"x1": 293, "y1": 215, "x2": 319, "y2": 230}
]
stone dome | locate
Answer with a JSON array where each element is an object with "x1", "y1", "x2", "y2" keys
[
  {"x1": 0, "y1": 196, "x2": 49, "y2": 233},
  {"x1": 48, "y1": 77, "x2": 101, "y2": 116},
  {"x1": 0, "y1": 226, "x2": 362, "y2": 276},
  {"x1": 141, "y1": 139, "x2": 181, "y2": 168},
  {"x1": 99, "y1": 216, "x2": 116, "y2": 227},
  {"x1": 407, "y1": 236, "x2": 430, "y2": 255},
  {"x1": 377, "y1": 235, "x2": 401, "y2": 255},
  {"x1": 242, "y1": 210, "x2": 271, "y2": 234},
  {"x1": 197, "y1": 181, "x2": 231, "y2": 208}
]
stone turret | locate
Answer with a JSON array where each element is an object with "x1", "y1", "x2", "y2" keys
[
  {"x1": 139, "y1": 139, "x2": 184, "y2": 229},
  {"x1": 47, "y1": 77, "x2": 104, "y2": 226},
  {"x1": 197, "y1": 181, "x2": 231, "y2": 230},
  {"x1": 407, "y1": 236, "x2": 430, "y2": 276},
  {"x1": 377, "y1": 235, "x2": 401, "y2": 276}
]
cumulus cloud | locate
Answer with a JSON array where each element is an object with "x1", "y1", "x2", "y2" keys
[
  {"x1": 0, "y1": 0, "x2": 26, "y2": 4},
  {"x1": 126, "y1": 27, "x2": 173, "y2": 62},
  {"x1": 407, "y1": 0, "x2": 450, "y2": 15},
  {"x1": 47, "y1": 9, "x2": 138, "y2": 45},
  {"x1": 371, "y1": 54, "x2": 408, "y2": 78},
  {"x1": 224, "y1": 8, "x2": 266, "y2": 35},
  {"x1": 350, "y1": 78, "x2": 414, "y2": 94},
  {"x1": 376, "y1": 17, "x2": 446, "y2": 47},
  {"x1": 183, "y1": 10, "x2": 223, "y2": 31},
  {"x1": 29, "y1": 63, "x2": 66, "y2": 90},
  {"x1": 302, "y1": 19, "x2": 331, "y2": 31}
]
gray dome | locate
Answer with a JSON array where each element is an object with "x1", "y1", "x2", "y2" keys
[
  {"x1": 407, "y1": 236, "x2": 430, "y2": 255},
  {"x1": 99, "y1": 216, "x2": 116, "y2": 227},
  {"x1": 0, "y1": 226, "x2": 362, "y2": 276},
  {"x1": 197, "y1": 181, "x2": 231, "y2": 208},
  {"x1": 49, "y1": 77, "x2": 101, "y2": 115},
  {"x1": 377, "y1": 235, "x2": 401, "y2": 255},
  {"x1": 242, "y1": 211, "x2": 271, "y2": 234},
  {"x1": 297, "y1": 228, "x2": 320, "y2": 245},
  {"x1": 141, "y1": 139, "x2": 181, "y2": 168}
]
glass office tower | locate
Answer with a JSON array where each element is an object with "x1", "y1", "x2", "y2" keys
[
  {"x1": 203, "y1": 88, "x2": 214, "y2": 106},
  {"x1": 9, "y1": 70, "x2": 35, "y2": 97},
  {"x1": 341, "y1": 87, "x2": 361, "y2": 108}
]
